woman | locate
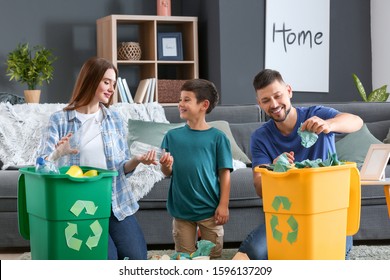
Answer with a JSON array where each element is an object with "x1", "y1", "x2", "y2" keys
[{"x1": 38, "y1": 57, "x2": 157, "y2": 259}]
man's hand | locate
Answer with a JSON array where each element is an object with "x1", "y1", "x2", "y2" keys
[
  {"x1": 301, "y1": 116, "x2": 331, "y2": 134},
  {"x1": 273, "y1": 151, "x2": 295, "y2": 164}
]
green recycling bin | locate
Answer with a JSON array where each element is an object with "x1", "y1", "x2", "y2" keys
[{"x1": 18, "y1": 166, "x2": 117, "y2": 260}]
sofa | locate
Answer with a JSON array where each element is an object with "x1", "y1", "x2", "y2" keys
[{"x1": 0, "y1": 102, "x2": 389, "y2": 249}]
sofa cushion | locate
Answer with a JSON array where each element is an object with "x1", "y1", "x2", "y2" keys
[
  {"x1": 128, "y1": 119, "x2": 250, "y2": 163},
  {"x1": 0, "y1": 170, "x2": 20, "y2": 212},
  {"x1": 384, "y1": 128, "x2": 390, "y2": 144},
  {"x1": 139, "y1": 167, "x2": 262, "y2": 209},
  {"x1": 335, "y1": 124, "x2": 383, "y2": 167},
  {"x1": 229, "y1": 122, "x2": 263, "y2": 161},
  {"x1": 164, "y1": 104, "x2": 262, "y2": 123},
  {"x1": 208, "y1": 121, "x2": 251, "y2": 164},
  {"x1": 366, "y1": 120, "x2": 390, "y2": 143},
  {"x1": 128, "y1": 119, "x2": 184, "y2": 148}
]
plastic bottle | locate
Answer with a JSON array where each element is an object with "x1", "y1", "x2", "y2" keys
[{"x1": 35, "y1": 157, "x2": 60, "y2": 174}]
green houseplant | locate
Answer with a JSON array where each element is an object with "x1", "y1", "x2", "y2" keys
[
  {"x1": 352, "y1": 73, "x2": 389, "y2": 102},
  {"x1": 5, "y1": 43, "x2": 57, "y2": 103}
]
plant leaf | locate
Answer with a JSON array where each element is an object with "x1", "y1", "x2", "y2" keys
[
  {"x1": 352, "y1": 73, "x2": 367, "y2": 101},
  {"x1": 368, "y1": 85, "x2": 388, "y2": 102}
]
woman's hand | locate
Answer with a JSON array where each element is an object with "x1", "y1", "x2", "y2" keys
[
  {"x1": 137, "y1": 150, "x2": 158, "y2": 166},
  {"x1": 49, "y1": 133, "x2": 78, "y2": 161}
]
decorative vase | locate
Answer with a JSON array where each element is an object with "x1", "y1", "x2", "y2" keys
[
  {"x1": 24, "y1": 90, "x2": 41, "y2": 103},
  {"x1": 157, "y1": 0, "x2": 171, "y2": 16},
  {"x1": 117, "y1": 42, "x2": 142, "y2": 61}
]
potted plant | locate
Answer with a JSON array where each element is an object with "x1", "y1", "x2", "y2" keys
[
  {"x1": 5, "y1": 43, "x2": 57, "y2": 103},
  {"x1": 352, "y1": 73, "x2": 389, "y2": 102}
]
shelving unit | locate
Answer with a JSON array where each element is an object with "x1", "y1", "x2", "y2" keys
[{"x1": 96, "y1": 15, "x2": 198, "y2": 104}]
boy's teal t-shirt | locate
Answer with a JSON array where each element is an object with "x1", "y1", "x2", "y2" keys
[{"x1": 161, "y1": 124, "x2": 233, "y2": 221}]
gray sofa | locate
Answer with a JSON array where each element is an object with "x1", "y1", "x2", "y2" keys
[{"x1": 1, "y1": 102, "x2": 389, "y2": 249}]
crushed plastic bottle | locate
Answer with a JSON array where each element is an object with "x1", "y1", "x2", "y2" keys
[
  {"x1": 130, "y1": 141, "x2": 163, "y2": 160},
  {"x1": 35, "y1": 157, "x2": 60, "y2": 174}
]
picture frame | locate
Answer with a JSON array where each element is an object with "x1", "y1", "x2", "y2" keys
[
  {"x1": 360, "y1": 144, "x2": 390, "y2": 181},
  {"x1": 157, "y1": 32, "x2": 183, "y2": 61}
]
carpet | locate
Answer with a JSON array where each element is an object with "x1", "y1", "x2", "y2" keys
[
  {"x1": 18, "y1": 245, "x2": 390, "y2": 260},
  {"x1": 148, "y1": 245, "x2": 390, "y2": 260}
]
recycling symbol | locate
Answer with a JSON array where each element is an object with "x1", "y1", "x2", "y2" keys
[
  {"x1": 270, "y1": 196, "x2": 298, "y2": 244},
  {"x1": 65, "y1": 200, "x2": 102, "y2": 251}
]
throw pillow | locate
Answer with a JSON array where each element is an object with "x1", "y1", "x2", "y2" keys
[
  {"x1": 384, "y1": 128, "x2": 390, "y2": 144},
  {"x1": 127, "y1": 119, "x2": 251, "y2": 164},
  {"x1": 128, "y1": 119, "x2": 184, "y2": 148},
  {"x1": 335, "y1": 124, "x2": 383, "y2": 167},
  {"x1": 208, "y1": 120, "x2": 251, "y2": 164}
]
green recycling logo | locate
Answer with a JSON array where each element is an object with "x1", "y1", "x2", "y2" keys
[
  {"x1": 270, "y1": 196, "x2": 298, "y2": 244},
  {"x1": 65, "y1": 200, "x2": 102, "y2": 251}
]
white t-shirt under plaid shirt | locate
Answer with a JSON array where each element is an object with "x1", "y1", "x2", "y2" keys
[{"x1": 76, "y1": 109, "x2": 107, "y2": 169}]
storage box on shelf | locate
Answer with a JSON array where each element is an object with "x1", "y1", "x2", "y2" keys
[{"x1": 96, "y1": 15, "x2": 198, "y2": 105}]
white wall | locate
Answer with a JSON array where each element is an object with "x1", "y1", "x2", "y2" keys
[{"x1": 371, "y1": 0, "x2": 390, "y2": 100}]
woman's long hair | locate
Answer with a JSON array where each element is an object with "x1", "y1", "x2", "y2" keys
[{"x1": 64, "y1": 57, "x2": 118, "y2": 110}]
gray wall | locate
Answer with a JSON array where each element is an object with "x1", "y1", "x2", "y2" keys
[
  {"x1": 0, "y1": 0, "x2": 371, "y2": 105},
  {"x1": 0, "y1": 0, "x2": 177, "y2": 103},
  {"x1": 183, "y1": 0, "x2": 372, "y2": 105}
]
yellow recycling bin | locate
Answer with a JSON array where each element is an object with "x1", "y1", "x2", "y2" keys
[{"x1": 255, "y1": 162, "x2": 361, "y2": 260}]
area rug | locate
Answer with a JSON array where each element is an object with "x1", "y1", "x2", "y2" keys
[{"x1": 18, "y1": 245, "x2": 390, "y2": 260}]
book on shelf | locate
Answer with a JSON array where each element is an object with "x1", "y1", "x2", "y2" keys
[
  {"x1": 134, "y1": 78, "x2": 151, "y2": 104},
  {"x1": 148, "y1": 78, "x2": 156, "y2": 103},
  {"x1": 144, "y1": 78, "x2": 157, "y2": 103},
  {"x1": 117, "y1": 77, "x2": 129, "y2": 103},
  {"x1": 143, "y1": 78, "x2": 152, "y2": 103},
  {"x1": 121, "y1": 78, "x2": 134, "y2": 103}
]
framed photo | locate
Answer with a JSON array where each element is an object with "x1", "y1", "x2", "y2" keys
[
  {"x1": 157, "y1": 32, "x2": 183, "y2": 61},
  {"x1": 360, "y1": 144, "x2": 390, "y2": 181}
]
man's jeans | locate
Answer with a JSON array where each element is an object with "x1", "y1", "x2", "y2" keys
[{"x1": 238, "y1": 224, "x2": 353, "y2": 259}]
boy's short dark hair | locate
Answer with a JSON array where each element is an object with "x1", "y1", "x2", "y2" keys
[
  {"x1": 181, "y1": 79, "x2": 219, "y2": 113},
  {"x1": 253, "y1": 69, "x2": 285, "y2": 91}
]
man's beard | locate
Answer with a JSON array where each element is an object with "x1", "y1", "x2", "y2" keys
[{"x1": 270, "y1": 106, "x2": 291, "y2": 122}]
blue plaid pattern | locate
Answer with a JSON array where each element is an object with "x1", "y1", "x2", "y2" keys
[{"x1": 38, "y1": 104, "x2": 138, "y2": 221}]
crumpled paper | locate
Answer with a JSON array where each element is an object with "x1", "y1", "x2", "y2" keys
[
  {"x1": 272, "y1": 152, "x2": 344, "y2": 172},
  {"x1": 273, "y1": 153, "x2": 294, "y2": 172},
  {"x1": 170, "y1": 240, "x2": 216, "y2": 260},
  {"x1": 297, "y1": 123, "x2": 318, "y2": 148}
]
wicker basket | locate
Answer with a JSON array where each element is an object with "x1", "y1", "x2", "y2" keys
[
  {"x1": 117, "y1": 42, "x2": 142, "y2": 60},
  {"x1": 157, "y1": 80, "x2": 187, "y2": 103}
]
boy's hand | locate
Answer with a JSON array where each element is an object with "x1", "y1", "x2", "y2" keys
[
  {"x1": 159, "y1": 151, "x2": 173, "y2": 168},
  {"x1": 214, "y1": 205, "x2": 229, "y2": 225}
]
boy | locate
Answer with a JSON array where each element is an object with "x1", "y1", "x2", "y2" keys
[{"x1": 159, "y1": 79, "x2": 233, "y2": 258}]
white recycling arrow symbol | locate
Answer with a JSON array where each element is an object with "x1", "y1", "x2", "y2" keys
[{"x1": 65, "y1": 200, "x2": 102, "y2": 251}]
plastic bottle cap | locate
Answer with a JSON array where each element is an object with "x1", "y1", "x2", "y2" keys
[{"x1": 36, "y1": 157, "x2": 45, "y2": 165}]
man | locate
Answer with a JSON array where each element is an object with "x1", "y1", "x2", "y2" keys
[{"x1": 237, "y1": 69, "x2": 363, "y2": 259}]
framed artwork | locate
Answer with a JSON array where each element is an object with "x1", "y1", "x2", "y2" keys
[
  {"x1": 265, "y1": 0, "x2": 330, "y2": 92},
  {"x1": 157, "y1": 32, "x2": 183, "y2": 61},
  {"x1": 360, "y1": 144, "x2": 390, "y2": 181}
]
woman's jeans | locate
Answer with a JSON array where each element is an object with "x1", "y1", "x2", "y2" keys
[
  {"x1": 108, "y1": 213, "x2": 147, "y2": 260},
  {"x1": 238, "y1": 224, "x2": 353, "y2": 260}
]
